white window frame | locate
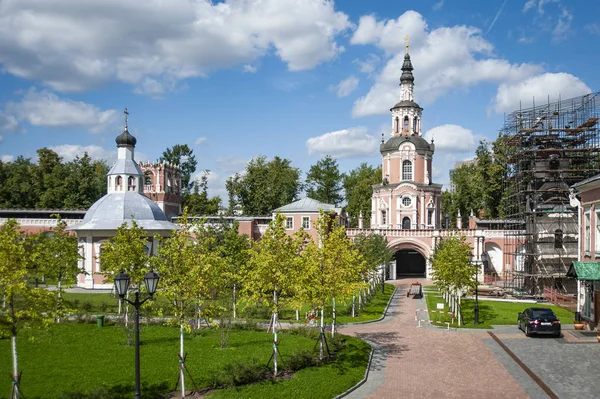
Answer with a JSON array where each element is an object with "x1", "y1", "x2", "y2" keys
[
  {"x1": 402, "y1": 197, "x2": 411, "y2": 207},
  {"x1": 302, "y1": 216, "x2": 310, "y2": 230},
  {"x1": 402, "y1": 160, "x2": 412, "y2": 181},
  {"x1": 584, "y1": 210, "x2": 591, "y2": 253},
  {"x1": 286, "y1": 217, "x2": 294, "y2": 230}
]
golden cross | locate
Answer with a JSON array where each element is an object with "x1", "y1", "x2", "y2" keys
[
  {"x1": 404, "y1": 35, "x2": 410, "y2": 54},
  {"x1": 124, "y1": 108, "x2": 129, "y2": 129}
]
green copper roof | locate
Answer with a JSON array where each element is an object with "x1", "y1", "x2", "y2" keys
[{"x1": 567, "y1": 261, "x2": 600, "y2": 280}]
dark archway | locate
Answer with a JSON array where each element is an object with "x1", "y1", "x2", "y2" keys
[
  {"x1": 395, "y1": 249, "x2": 426, "y2": 277},
  {"x1": 402, "y1": 217, "x2": 411, "y2": 230}
]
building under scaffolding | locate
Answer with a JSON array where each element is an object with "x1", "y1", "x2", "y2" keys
[{"x1": 502, "y1": 91, "x2": 600, "y2": 296}]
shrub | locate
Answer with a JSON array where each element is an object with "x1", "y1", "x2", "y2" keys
[
  {"x1": 83, "y1": 301, "x2": 94, "y2": 313},
  {"x1": 209, "y1": 359, "x2": 269, "y2": 388},
  {"x1": 285, "y1": 349, "x2": 317, "y2": 371}
]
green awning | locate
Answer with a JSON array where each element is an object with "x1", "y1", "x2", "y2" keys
[{"x1": 567, "y1": 262, "x2": 600, "y2": 280}]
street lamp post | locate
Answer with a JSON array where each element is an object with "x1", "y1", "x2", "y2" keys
[
  {"x1": 114, "y1": 271, "x2": 160, "y2": 399},
  {"x1": 468, "y1": 253, "x2": 480, "y2": 325},
  {"x1": 381, "y1": 233, "x2": 386, "y2": 295}
]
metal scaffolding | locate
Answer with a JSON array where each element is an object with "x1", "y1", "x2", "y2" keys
[{"x1": 502, "y1": 91, "x2": 600, "y2": 296}]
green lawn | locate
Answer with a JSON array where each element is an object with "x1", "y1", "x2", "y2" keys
[
  {"x1": 0, "y1": 323, "x2": 370, "y2": 399},
  {"x1": 424, "y1": 288, "x2": 575, "y2": 329}
]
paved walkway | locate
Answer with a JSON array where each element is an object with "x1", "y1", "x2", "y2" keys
[{"x1": 340, "y1": 279, "x2": 529, "y2": 399}]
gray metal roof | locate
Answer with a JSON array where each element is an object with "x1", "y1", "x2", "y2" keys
[
  {"x1": 572, "y1": 172, "x2": 600, "y2": 189},
  {"x1": 68, "y1": 192, "x2": 176, "y2": 232},
  {"x1": 380, "y1": 135, "x2": 433, "y2": 154},
  {"x1": 390, "y1": 100, "x2": 422, "y2": 110},
  {"x1": 108, "y1": 159, "x2": 143, "y2": 176},
  {"x1": 274, "y1": 198, "x2": 341, "y2": 214}
]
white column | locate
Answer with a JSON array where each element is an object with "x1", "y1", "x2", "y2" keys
[
  {"x1": 84, "y1": 236, "x2": 94, "y2": 289},
  {"x1": 420, "y1": 192, "x2": 425, "y2": 228}
]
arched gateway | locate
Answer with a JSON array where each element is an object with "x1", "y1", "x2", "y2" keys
[{"x1": 386, "y1": 238, "x2": 431, "y2": 279}]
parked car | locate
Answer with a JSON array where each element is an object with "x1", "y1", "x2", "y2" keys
[{"x1": 517, "y1": 307, "x2": 561, "y2": 337}]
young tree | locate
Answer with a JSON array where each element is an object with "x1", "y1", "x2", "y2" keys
[
  {"x1": 226, "y1": 156, "x2": 301, "y2": 215},
  {"x1": 353, "y1": 233, "x2": 394, "y2": 294},
  {"x1": 38, "y1": 217, "x2": 82, "y2": 321},
  {"x1": 304, "y1": 155, "x2": 343, "y2": 205},
  {"x1": 430, "y1": 235, "x2": 475, "y2": 325},
  {"x1": 153, "y1": 210, "x2": 223, "y2": 398},
  {"x1": 219, "y1": 222, "x2": 251, "y2": 319},
  {"x1": 159, "y1": 144, "x2": 198, "y2": 193},
  {"x1": 100, "y1": 220, "x2": 153, "y2": 327},
  {"x1": 342, "y1": 163, "x2": 381, "y2": 227},
  {"x1": 242, "y1": 213, "x2": 306, "y2": 375},
  {"x1": 301, "y1": 211, "x2": 364, "y2": 358},
  {"x1": 0, "y1": 219, "x2": 55, "y2": 398}
]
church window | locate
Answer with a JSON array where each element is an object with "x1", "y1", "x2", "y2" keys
[
  {"x1": 402, "y1": 217, "x2": 411, "y2": 230},
  {"x1": 403, "y1": 116, "x2": 409, "y2": 131},
  {"x1": 427, "y1": 209, "x2": 434, "y2": 226},
  {"x1": 115, "y1": 176, "x2": 122, "y2": 190},
  {"x1": 128, "y1": 176, "x2": 136, "y2": 191},
  {"x1": 144, "y1": 175, "x2": 152, "y2": 185},
  {"x1": 402, "y1": 197, "x2": 411, "y2": 207},
  {"x1": 413, "y1": 117, "x2": 418, "y2": 133},
  {"x1": 286, "y1": 217, "x2": 294, "y2": 229},
  {"x1": 402, "y1": 160, "x2": 412, "y2": 181},
  {"x1": 395, "y1": 117, "x2": 400, "y2": 133},
  {"x1": 381, "y1": 210, "x2": 387, "y2": 226}
]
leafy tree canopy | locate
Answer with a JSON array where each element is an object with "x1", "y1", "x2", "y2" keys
[
  {"x1": 184, "y1": 170, "x2": 221, "y2": 215},
  {"x1": 304, "y1": 155, "x2": 343, "y2": 206},
  {"x1": 226, "y1": 156, "x2": 301, "y2": 216},
  {"x1": 159, "y1": 144, "x2": 198, "y2": 193},
  {"x1": 342, "y1": 163, "x2": 381, "y2": 228}
]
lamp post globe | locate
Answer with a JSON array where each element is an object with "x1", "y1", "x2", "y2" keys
[{"x1": 144, "y1": 270, "x2": 160, "y2": 296}]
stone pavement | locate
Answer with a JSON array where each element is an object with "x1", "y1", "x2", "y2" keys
[{"x1": 340, "y1": 279, "x2": 530, "y2": 399}]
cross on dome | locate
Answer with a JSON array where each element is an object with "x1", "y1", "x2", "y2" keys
[
  {"x1": 124, "y1": 107, "x2": 129, "y2": 129},
  {"x1": 404, "y1": 35, "x2": 410, "y2": 54}
]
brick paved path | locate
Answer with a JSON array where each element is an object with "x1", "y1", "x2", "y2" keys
[{"x1": 340, "y1": 279, "x2": 529, "y2": 399}]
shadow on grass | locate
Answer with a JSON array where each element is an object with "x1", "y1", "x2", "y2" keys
[
  {"x1": 459, "y1": 300, "x2": 499, "y2": 327},
  {"x1": 51, "y1": 381, "x2": 170, "y2": 399}
]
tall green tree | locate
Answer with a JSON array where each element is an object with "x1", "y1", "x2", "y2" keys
[
  {"x1": 153, "y1": 210, "x2": 223, "y2": 398},
  {"x1": 0, "y1": 220, "x2": 55, "y2": 398},
  {"x1": 301, "y1": 211, "x2": 363, "y2": 355},
  {"x1": 304, "y1": 156, "x2": 343, "y2": 205},
  {"x1": 226, "y1": 156, "x2": 301, "y2": 216},
  {"x1": 159, "y1": 144, "x2": 197, "y2": 192},
  {"x1": 0, "y1": 156, "x2": 38, "y2": 209},
  {"x1": 183, "y1": 170, "x2": 222, "y2": 215},
  {"x1": 342, "y1": 163, "x2": 381, "y2": 228},
  {"x1": 242, "y1": 213, "x2": 306, "y2": 375},
  {"x1": 38, "y1": 217, "x2": 82, "y2": 320}
]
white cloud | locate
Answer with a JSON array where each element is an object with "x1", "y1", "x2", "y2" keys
[
  {"x1": 243, "y1": 64, "x2": 257, "y2": 73},
  {"x1": 432, "y1": 1, "x2": 444, "y2": 11},
  {"x1": 215, "y1": 156, "x2": 248, "y2": 174},
  {"x1": 350, "y1": 11, "x2": 542, "y2": 117},
  {"x1": 521, "y1": 0, "x2": 572, "y2": 42},
  {"x1": 49, "y1": 144, "x2": 115, "y2": 162},
  {"x1": 0, "y1": 0, "x2": 351, "y2": 94},
  {"x1": 334, "y1": 76, "x2": 359, "y2": 97},
  {"x1": 0, "y1": 112, "x2": 18, "y2": 132},
  {"x1": 422, "y1": 124, "x2": 475, "y2": 153},
  {"x1": 306, "y1": 126, "x2": 378, "y2": 158},
  {"x1": 194, "y1": 137, "x2": 207, "y2": 145},
  {"x1": 1, "y1": 155, "x2": 15, "y2": 163},
  {"x1": 353, "y1": 54, "x2": 380, "y2": 74},
  {"x1": 5, "y1": 88, "x2": 118, "y2": 133},
  {"x1": 552, "y1": 7, "x2": 572, "y2": 42},
  {"x1": 523, "y1": 0, "x2": 537, "y2": 12},
  {"x1": 585, "y1": 23, "x2": 600, "y2": 35},
  {"x1": 491, "y1": 73, "x2": 591, "y2": 114}
]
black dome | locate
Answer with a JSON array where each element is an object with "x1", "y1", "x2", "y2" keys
[
  {"x1": 380, "y1": 135, "x2": 434, "y2": 154},
  {"x1": 115, "y1": 128, "x2": 137, "y2": 147},
  {"x1": 390, "y1": 100, "x2": 422, "y2": 111}
]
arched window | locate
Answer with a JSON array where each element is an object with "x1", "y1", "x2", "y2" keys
[
  {"x1": 115, "y1": 176, "x2": 122, "y2": 190},
  {"x1": 144, "y1": 174, "x2": 152, "y2": 185},
  {"x1": 403, "y1": 116, "x2": 409, "y2": 131},
  {"x1": 402, "y1": 217, "x2": 411, "y2": 230},
  {"x1": 128, "y1": 176, "x2": 136, "y2": 191},
  {"x1": 402, "y1": 160, "x2": 412, "y2": 181},
  {"x1": 395, "y1": 117, "x2": 400, "y2": 133}
]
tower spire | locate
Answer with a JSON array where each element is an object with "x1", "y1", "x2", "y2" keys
[
  {"x1": 124, "y1": 107, "x2": 129, "y2": 130},
  {"x1": 404, "y1": 35, "x2": 410, "y2": 55}
]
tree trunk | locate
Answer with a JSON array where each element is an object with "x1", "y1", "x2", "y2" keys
[
  {"x1": 319, "y1": 304, "x2": 325, "y2": 361},
  {"x1": 233, "y1": 284, "x2": 237, "y2": 319},
  {"x1": 11, "y1": 331, "x2": 18, "y2": 399},
  {"x1": 331, "y1": 298, "x2": 336, "y2": 338},
  {"x1": 272, "y1": 290, "x2": 278, "y2": 376},
  {"x1": 296, "y1": 309, "x2": 299, "y2": 321},
  {"x1": 358, "y1": 291, "x2": 362, "y2": 310},
  {"x1": 179, "y1": 323, "x2": 186, "y2": 398},
  {"x1": 56, "y1": 279, "x2": 62, "y2": 323},
  {"x1": 352, "y1": 295, "x2": 355, "y2": 317}
]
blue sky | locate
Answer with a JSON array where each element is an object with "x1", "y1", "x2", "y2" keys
[{"x1": 0, "y1": 0, "x2": 598, "y2": 202}]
